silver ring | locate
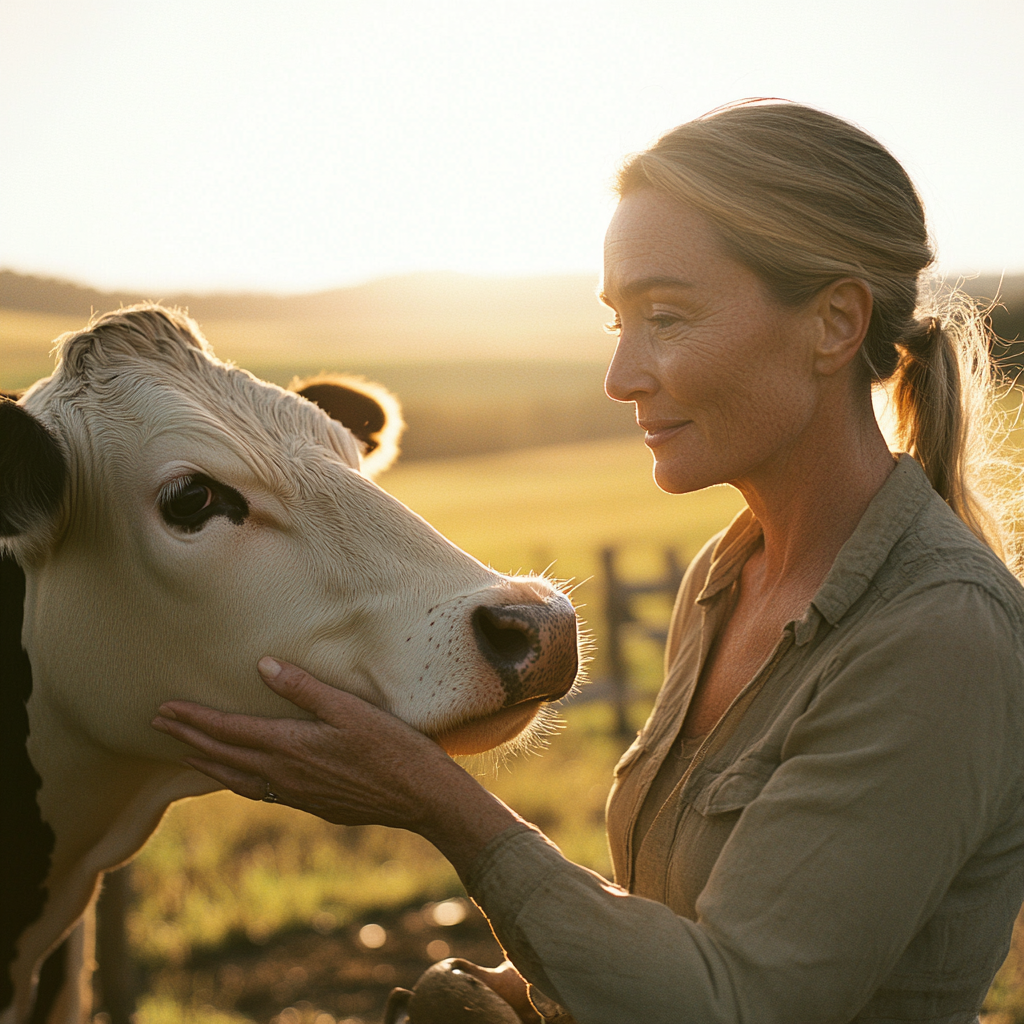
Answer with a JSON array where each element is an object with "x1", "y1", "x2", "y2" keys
[{"x1": 262, "y1": 781, "x2": 281, "y2": 804}]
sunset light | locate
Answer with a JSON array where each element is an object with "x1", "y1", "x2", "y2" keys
[{"x1": 2, "y1": 0, "x2": 1022, "y2": 293}]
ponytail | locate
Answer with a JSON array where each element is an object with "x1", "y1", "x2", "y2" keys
[
  {"x1": 892, "y1": 315, "x2": 966, "y2": 519},
  {"x1": 888, "y1": 293, "x2": 1017, "y2": 567}
]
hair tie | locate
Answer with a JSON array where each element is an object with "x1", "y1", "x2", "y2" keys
[{"x1": 903, "y1": 315, "x2": 941, "y2": 358}]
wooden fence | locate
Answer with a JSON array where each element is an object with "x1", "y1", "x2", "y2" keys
[{"x1": 596, "y1": 545, "x2": 687, "y2": 737}]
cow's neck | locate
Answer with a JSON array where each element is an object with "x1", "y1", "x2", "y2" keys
[
  {"x1": 32, "y1": 707, "x2": 217, "y2": 881},
  {"x1": 13, "y1": 699, "x2": 218, "y2": 1021}
]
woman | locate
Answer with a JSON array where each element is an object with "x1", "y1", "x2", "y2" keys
[{"x1": 152, "y1": 101, "x2": 1024, "y2": 1024}]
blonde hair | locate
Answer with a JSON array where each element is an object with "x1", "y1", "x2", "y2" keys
[{"x1": 617, "y1": 99, "x2": 1018, "y2": 567}]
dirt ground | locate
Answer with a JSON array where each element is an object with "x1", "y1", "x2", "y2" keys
[{"x1": 117, "y1": 898, "x2": 505, "y2": 1024}]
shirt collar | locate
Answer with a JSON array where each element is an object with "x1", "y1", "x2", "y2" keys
[
  {"x1": 695, "y1": 455, "x2": 935, "y2": 631},
  {"x1": 811, "y1": 454, "x2": 934, "y2": 626},
  {"x1": 697, "y1": 507, "x2": 763, "y2": 605}
]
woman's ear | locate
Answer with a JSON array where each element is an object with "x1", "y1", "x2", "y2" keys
[{"x1": 814, "y1": 278, "x2": 873, "y2": 376}]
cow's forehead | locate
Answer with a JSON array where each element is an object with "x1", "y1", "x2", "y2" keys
[
  {"x1": 21, "y1": 305, "x2": 369, "y2": 511},
  {"x1": 142, "y1": 362, "x2": 362, "y2": 467},
  {"x1": 33, "y1": 348, "x2": 364, "y2": 490},
  {"x1": 166, "y1": 370, "x2": 361, "y2": 478}
]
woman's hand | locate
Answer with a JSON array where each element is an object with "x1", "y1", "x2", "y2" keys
[{"x1": 150, "y1": 657, "x2": 520, "y2": 876}]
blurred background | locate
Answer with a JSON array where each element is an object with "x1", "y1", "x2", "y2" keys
[{"x1": 2, "y1": 1, "x2": 1023, "y2": 1022}]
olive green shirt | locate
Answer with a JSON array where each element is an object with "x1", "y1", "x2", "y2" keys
[{"x1": 466, "y1": 456, "x2": 1024, "y2": 1024}]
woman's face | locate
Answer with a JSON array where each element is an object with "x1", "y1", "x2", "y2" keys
[{"x1": 602, "y1": 189, "x2": 822, "y2": 495}]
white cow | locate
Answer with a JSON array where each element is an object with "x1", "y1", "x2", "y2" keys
[{"x1": 0, "y1": 305, "x2": 579, "y2": 1024}]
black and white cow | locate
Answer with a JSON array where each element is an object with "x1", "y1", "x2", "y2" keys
[{"x1": 0, "y1": 305, "x2": 579, "y2": 1023}]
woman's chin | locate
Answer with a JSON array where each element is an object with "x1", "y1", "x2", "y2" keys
[
  {"x1": 652, "y1": 456, "x2": 722, "y2": 496},
  {"x1": 434, "y1": 701, "x2": 543, "y2": 756}
]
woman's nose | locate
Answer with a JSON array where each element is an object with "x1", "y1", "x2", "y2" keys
[{"x1": 605, "y1": 335, "x2": 656, "y2": 404}]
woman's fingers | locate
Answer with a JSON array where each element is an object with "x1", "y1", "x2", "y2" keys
[
  {"x1": 258, "y1": 659, "x2": 445, "y2": 758},
  {"x1": 149, "y1": 661, "x2": 520, "y2": 870},
  {"x1": 257, "y1": 656, "x2": 370, "y2": 725},
  {"x1": 154, "y1": 699, "x2": 298, "y2": 752},
  {"x1": 151, "y1": 706, "x2": 282, "y2": 775}
]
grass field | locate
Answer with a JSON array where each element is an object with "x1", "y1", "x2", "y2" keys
[{"x1": 383, "y1": 437, "x2": 744, "y2": 622}]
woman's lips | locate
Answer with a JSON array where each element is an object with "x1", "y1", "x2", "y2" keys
[{"x1": 641, "y1": 421, "x2": 690, "y2": 448}]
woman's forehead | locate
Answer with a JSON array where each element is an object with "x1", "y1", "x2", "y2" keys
[{"x1": 602, "y1": 191, "x2": 733, "y2": 305}]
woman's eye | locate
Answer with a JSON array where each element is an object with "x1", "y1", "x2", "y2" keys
[
  {"x1": 648, "y1": 314, "x2": 681, "y2": 329},
  {"x1": 159, "y1": 475, "x2": 249, "y2": 532}
]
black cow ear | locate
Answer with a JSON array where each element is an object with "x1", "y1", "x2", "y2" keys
[
  {"x1": 290, "y1": 375, "x2": 403, "y2": 477},
  {"x1": 297, "y1": 381, "x2": 386, "y2": 450},
  {"x1": 0, "y1": 399, "x2": 67, "y2": 538}
]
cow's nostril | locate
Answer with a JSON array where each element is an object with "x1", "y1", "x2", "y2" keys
[
  {"x1": 472, "y1": 606, "x2": 535, "y2": 669},
  {"x1": 471, "y1": 597, "x2": 578, "y2": 707}
]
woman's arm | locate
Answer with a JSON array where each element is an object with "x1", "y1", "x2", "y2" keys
[
  {"x1": 151, "y1": 656, "x2": 522, "y2": 877},
  {"x1": 153, "y1": 658, "x2": 547, "y2": 1021},
  {"x1": 461, "y1": 583, "x2": 1024, "y2": 1024}
]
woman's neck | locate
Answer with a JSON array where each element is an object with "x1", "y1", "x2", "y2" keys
[{"x1": 733, "y1": 393, "x2": 895, "y2": 598}]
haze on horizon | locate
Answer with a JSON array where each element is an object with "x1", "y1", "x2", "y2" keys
[{"x1": 2, "y1": 0, "x2": 1021, "y2": 295}]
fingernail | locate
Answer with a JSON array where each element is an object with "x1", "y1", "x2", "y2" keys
[
  {"x1": 258, "y1": 656, "x2": 282, "y2": 680},
  {"x1": 157, "y1": 705, "x2": 178, "y2": 720},
  {"x1": 151, "y1": 717, "x2": 169, "y2": 731}
]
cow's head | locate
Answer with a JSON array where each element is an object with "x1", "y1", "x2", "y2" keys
[{"x1": 0, "y1": 305, "x2": 578, "y2": 760}]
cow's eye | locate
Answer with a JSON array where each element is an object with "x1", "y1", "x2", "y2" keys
[
  {"x1": 159, "y1": 474, "x2": 249, "y2": 532},
  {"x1": 167, "y1": 482, "x2": 213, "y2": 519}
]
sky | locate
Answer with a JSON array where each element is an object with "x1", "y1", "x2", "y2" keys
[{"x1": 1, "y1": 0, "x2": 1021, "y2": 294}]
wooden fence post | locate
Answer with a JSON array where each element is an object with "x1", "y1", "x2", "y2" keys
[
  {"x1": 601, "y1": 546, "x2": 632, "y2": 738},
  {"x1": 95, "y1": 865, "x2": 138, "y2": 1024},
  {"x1": 601, "y1": 546, "x2": 686, "y2": 738}
]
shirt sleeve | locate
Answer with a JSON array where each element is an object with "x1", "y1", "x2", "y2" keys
[{"x1": 464, "y1": 582, "x2": 1024, "y2": 1024}]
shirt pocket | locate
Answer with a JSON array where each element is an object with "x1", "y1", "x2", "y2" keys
[{"x1": 691, "y1": 757, "x2": 777, "y2": 816}]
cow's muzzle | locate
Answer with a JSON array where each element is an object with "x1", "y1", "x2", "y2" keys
[{"x1": 471, "y1": 593, "x2": 578, "y2": 706}]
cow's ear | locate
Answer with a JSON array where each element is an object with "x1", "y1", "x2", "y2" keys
[
  {"x1": 290, "y1": 375, "x2": 404, "y2": 477},
  {"x1": 0, "y1": 399, "x2": 67, "y2": 541}
]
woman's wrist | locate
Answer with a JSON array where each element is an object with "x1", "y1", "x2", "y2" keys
[{"x1": 412, "y1": 761, "x2": 522, "y2": 878}]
